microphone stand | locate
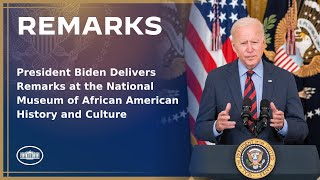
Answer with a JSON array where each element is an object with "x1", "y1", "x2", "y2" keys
[
  {"x1": 253, "y1": 117, "x2": 268, "y2": 138},
  {"x1": 253, "y1": 119, "x2": 258, "y2": 138}
]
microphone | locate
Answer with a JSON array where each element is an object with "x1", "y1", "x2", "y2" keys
[
  {"x1": 260, "y1": 99, "x2": 270, "y2": 128},
  {"x1": 241, "y1": 97, "x2": 252, "y2": 126},
  {"x1": 256, "y1": 99, "x2": 270, "y2": 135}
]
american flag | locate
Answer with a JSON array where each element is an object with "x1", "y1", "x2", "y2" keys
[
  {"x1": 273, "y1": 47, "x2": 300, "y2": 73},
  {"x1": 185, "y1": 0, "x2": 248, "y2": 145}
]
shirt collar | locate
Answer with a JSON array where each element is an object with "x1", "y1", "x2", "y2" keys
[{"x1": 238, "y1": 59, "x2": 263, "y2": 78}]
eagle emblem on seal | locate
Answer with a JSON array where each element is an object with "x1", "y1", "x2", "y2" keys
[
  {"x1": 246, "y1": 148, "x2": 266, "y2": 170},
  {"x1": 264, "y1": 0, "x2": 320, "y2": 78}
]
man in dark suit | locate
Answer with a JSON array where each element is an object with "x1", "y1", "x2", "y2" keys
[{"x1": 194, "y1": 17, "x2": 308, "y2": 145}]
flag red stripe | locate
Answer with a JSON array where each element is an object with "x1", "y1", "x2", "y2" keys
[
  {"x1": 222, "y1": 38, "x2": 237, "y2": 63},
  {"x1": 274, "y1": 50, "x2": 286, "y2": 65},
  {"x1": 284, "y1": 60, "x2": 294, "y2": 70},
  {"x1": 292, "y1": 66, "x2": 299, "y2": 72},
  {"x1": 186, "y1": 22, "x2": 217, "y2": 72},
  {"x1": 186, "y1": 65, "x2": 203, "y2": 103},
  {"x1": 278, "y1": 57, "x2": 291, "y2": 68},
  {"x1": 189, "y1": 114, "x2": 196, "y2": 133}
]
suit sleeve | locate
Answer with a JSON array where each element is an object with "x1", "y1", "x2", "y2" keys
[
  {"x1": 194, "y1": 72, "x2": 219, "y2": 143},
  {"x1": 284, "y1": 73, "x2": 309, "y2": 144}
]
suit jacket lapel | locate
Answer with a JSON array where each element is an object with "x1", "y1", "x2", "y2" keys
[
  {"x1": 225, "y1": 60, "x2": 242, "y2": 114},
  {"x1": 262, "y1": 60, "x2": 275, "y2": 101}
]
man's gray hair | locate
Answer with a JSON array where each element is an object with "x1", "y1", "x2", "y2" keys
[{"x1": 230, "y1": 17, "x2": 265, "y2": 40}]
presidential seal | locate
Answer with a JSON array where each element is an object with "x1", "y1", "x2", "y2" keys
[{"x1": 235, "y1": 138, "x2": 276, "y2": 179}]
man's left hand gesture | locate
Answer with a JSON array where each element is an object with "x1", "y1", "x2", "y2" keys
[{"x1": 270, "y1": 102, "x2": 284, "y2": 130}]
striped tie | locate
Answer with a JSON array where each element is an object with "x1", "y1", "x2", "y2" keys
[{"x1": 244, "y1": 70, "x2": 257, "y2": 131}]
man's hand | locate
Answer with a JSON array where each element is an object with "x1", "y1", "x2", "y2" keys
[
  {"x1": 215, "y1": 103, "x2": 236, "y2": 132},
  {"x1": 270, "y1": 102, "x2": 284, "y2": 130}
]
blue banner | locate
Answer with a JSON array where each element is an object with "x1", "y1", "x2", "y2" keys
[{"x1": 3, "y1": 3, "x2": 191, "y2": 176}]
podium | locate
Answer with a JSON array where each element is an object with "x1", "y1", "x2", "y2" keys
[{"x1": 189, "y1": 145, "x2": 320, "y2": 180}]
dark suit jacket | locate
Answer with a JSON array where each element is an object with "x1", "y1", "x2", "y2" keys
[{"x1": 194, "y1": 59, "x2": 308, "y2": 145}]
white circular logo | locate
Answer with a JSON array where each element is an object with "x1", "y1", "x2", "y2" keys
[{"x1": 16, "y1": 146, "x2": 44, "y2": 165}]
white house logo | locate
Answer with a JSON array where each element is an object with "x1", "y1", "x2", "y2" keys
[{"x1": 16, "y1": 146, "x2": 44, "y2": 165}]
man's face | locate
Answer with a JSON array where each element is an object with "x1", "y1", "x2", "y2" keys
[{"x1": 232, "y1": 24, "x2": 266, "y2": 69}]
